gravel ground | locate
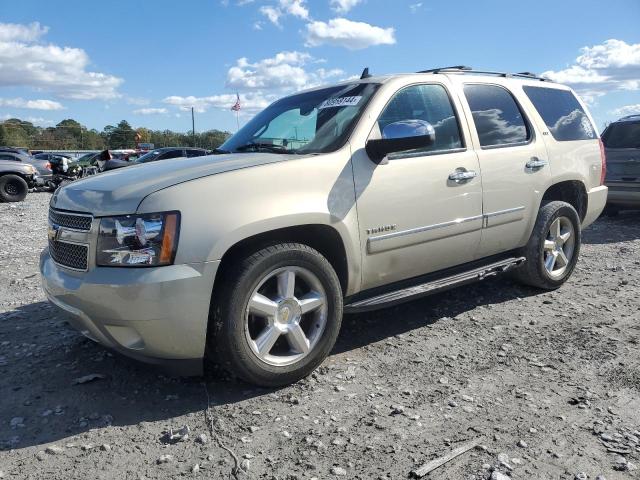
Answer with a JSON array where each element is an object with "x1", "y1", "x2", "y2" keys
[{"x1": 0, "y1": 192, "x2": 639, "y2": 480}]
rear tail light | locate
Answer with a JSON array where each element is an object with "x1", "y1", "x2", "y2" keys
[{"x1": 598, "y1": 138, "x2": 607, "y2": 185}]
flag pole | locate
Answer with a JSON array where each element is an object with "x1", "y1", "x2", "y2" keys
[{"x1": 236, "y1": 109, "x2": 240, "y2": 132}]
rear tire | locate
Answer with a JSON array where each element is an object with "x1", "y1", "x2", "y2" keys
[
  {"x1": 512, "y1": 201, "x2": 581, "y2": 290},
  {"x1": 0, "y1": 175, "x2": 28, "y2": 202},
  {"x1": 210, "y1": 243, "x2": 343, "y2": 387}
]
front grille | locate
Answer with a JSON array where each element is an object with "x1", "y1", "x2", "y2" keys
[
  {"x1": 49, "y1": 208, "x2": 93, "y2": 231},
  {"x1": 48, "y1": 240, "x2": 88, "y2": 270}
]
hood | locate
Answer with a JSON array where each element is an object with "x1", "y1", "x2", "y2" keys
[{"x1": 51, "y1": 153, "x2": 302, "y2": 216}]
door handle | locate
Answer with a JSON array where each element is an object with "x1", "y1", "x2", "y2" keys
[
  {"x1": 526, "y1": 157, "x2": 548, "y2": 170},
  {"x1": 448, "y1": 169, "x2": 477, "y2": 183}
]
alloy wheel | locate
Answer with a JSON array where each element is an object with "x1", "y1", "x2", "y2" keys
[
  {"x1": 244, "y1": 266, "x2": 328, "y2": 367},
  {"x1": 543, "y1": 216, "x2": 575, "y2": 278}
]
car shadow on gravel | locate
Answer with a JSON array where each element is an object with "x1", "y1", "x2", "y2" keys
[
  {"x1": 583, "y1": 210, "x2": 640, "y2": 245},
  {"x1": 1, "y1": 277, "x2": 539, "y2": 451}
]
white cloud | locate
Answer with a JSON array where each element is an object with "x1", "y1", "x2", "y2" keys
[
  {"x1": 330, "y1": 0, "x2": 362, "y2": 13},
  {"x1": 610, "y1": 104, "x2": 640, "y2": 117},
  {"x1": 0, "y1": 22, "x2": 47, "y2": 42},
  {"x1": 260, "y1": 0, "x2": 309, "y2": 26},
  {"x1": 0, "y1": 22, "x2": 123, "y2": 100},
  {"x1": 133, "y1": 107, "x2": 168, "y2": 115},
  {"x1": 226, "y1": 51, "x2": 343, "y2": 92},
  {"x1": 305, "y1": 18, "x2": 395, "y2": 50},
  {"x1": 0, "y1": 97, "x2": 63, "y2": 110},
  {"x1": 409, "y1": 2, "x2": 423, "y2": 13},
  {"x1": 1, "y1": 113, "x2": 54, "y2": 126},
  {"x1": 543, "y1": 39, "x2": 640, "y2": 100},
  {"x1": 163, "y1": 93, "x2": 273, "y2": 114}
]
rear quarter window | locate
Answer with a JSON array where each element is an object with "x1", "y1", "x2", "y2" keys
[
  {"x1": 602, "y1": 122, "x2": 640, "y2": 149},
  {"x1": 523, "y1": 86, "x2": 596, "y2": 141}
]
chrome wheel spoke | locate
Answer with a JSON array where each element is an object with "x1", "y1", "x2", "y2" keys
[
  {"x1": 544, "y1": 239, "x2": 555, "y2": 251},
  {"x1": 557, "y1": 248, "x2": 569, "y2": 267},
  {"x1": 287, "y1": 325, "x2": 310, "y2": 354},
  {"x1": 277, "y1": 270, "x2": 296, "y2": 299},
  {"x1": 298, "y1": 291, "x2": 324, "y2": 314},
  {"x1": 559, "y1": 230, "x2": 571, "y2": 244},
  {"x1": 248, "y1": 293, "x2": 279, "y2": 318},
  {"x1": 254, "y1": 326, "x2": 281, "y2": 357},
  {"x1": 545, "y1": 252, "x2": 558, "y2": 272},
  {"x1": 551, "y1": 218, "x2": 561, "y2": 239}
]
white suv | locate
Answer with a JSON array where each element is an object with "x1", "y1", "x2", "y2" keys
[{"x1": 41, "y1": 66, "x2": 608, "y2": 386}]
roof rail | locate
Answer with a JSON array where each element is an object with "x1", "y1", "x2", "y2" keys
[
  {"x1": 620, "y1": 114, "x2": 640, "y2": 120},
  {"x1": 417, "y1": 66, "x2": 550, "y2": 82},
  {"x1": 417, "y1": 65, "x2": 472, "y2": 74}
]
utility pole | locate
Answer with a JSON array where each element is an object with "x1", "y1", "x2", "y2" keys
[{"x1": 191, "y1": 107, "x2": 196, "y2": 147}]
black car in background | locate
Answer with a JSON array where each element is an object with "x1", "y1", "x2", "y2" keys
[
  {"x1": 136, "y1": 147, "x2": 209, "y2": 164},
  {"x1": 602, "y1": 114, "x2": 640, "y2": 214}
]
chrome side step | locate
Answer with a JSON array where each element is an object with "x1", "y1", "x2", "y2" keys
[{"x1": 344, "y1": 257, "x2": 526, "y2": 313}]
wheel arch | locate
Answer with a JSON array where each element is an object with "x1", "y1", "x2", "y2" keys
[
  {"x1": 540, "y1": 180, "x2": 588, "y2": 222},
  {"x1": 214, "y1": 224, "x2": 352, "y2": 297}
]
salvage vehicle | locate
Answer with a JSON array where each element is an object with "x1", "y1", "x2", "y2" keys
[
  {"x1": 0, "y1": 150, "x2": 53, "y2": 184},
  {"x1": 0, "y1": 159, "x2": 38, "y2": 202},
  {"x1": 601, "y1": 114, "x2": 640, "y2": 214},
  {"x1": 41, "y1": 66, "x2": 607, "y2": 386}
]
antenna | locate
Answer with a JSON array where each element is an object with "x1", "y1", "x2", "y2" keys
[{"x1": 360, "y1": 67, "x2": 371, "y2": 79}]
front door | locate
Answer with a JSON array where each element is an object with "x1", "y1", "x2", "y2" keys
[{"x1": 352, "y1": 82, "x2": 483, "y2": 290}]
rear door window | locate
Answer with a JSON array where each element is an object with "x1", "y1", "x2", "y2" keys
[
  {"x1": 602, "y1": 122, "x2": 640, "y2": 149},
  {"x1": 523, "y1": 86, "x2": 596, "y2": 141},
  {"x1": 464, "y1": 84, "x2": 530, "y2": 147}
]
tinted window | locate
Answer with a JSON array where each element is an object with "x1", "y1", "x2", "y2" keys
[
  {"x1": 523, "y1": 86, "x2": 596, "y2": 141},
  {"x1": 0, "y1": 154, "x2": 17, "y2": 161},
  {"x1": 378, "y1": 84, "x2": 463, "y2": 155},
  {"x1": 186, "y1": 149, "x2": 206, "y2": 158},
  {"x1": 602, "y1": 122, "x2": 640, "y2": 149},
  {"x1": 464, "y1": 84, "x2": 529, "y2": 147},
  {"x1": 159, "y1": 150, "x2": 184, "y2": 160}
]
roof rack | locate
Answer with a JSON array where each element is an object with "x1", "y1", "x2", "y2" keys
[{"x1": 416, "y1": 66, "x2": 549, "y2": 82}]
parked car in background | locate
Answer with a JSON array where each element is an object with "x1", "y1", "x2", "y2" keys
[
  {"x1": 0, "y1": 150, "x2": 53, "y2": 184},
  {"x1": 41, "y1": 67, "x2": 607, "y2": 386},
  {"x1": 136, "y1": 147, "x2": 208, "y2": 164},
  {"x1": 0, "y1": 159, "x2": 38, "y2": 202},
  {"x1": 602, "y1": 114, "x2": 640, "y2": 214}
]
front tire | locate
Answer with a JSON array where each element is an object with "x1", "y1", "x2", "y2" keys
[
  {"x1": 512, "y1": 201, "x2": 581, "y2": 290},
  {"x1": 210, "y1": 243, "x2": 343, "y2": 387},
  {"x1": 0, "y1": 175, "x2": 28, "y2": 202}
]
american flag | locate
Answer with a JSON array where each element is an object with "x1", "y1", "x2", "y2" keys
[{"x1": 231, "y1": 94, "x2": 241, "y2": 112}]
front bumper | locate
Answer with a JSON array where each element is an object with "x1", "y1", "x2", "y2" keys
[
  {"x1": 582, "y1": 185, "x2": 608, "y2": 229},
  {"x1": 40, "y1": 248, "x2": 220, "y2": 375}
]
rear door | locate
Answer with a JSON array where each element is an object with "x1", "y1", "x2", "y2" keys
[{"x1": 456, "y1": 80, "x2": 552, "y2": 258}]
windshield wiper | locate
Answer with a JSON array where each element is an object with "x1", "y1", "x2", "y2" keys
[{"x1": 234, "y1": 142, "x2": 294, "y2": 154}]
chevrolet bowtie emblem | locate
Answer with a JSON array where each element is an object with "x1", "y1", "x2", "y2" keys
[{"x1": 48, "y1": 223, "x2": 61, "y2": 242}]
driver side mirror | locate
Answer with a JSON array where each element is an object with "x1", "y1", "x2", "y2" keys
[{"x1": 366, "y1": 119, "x2": 436, "y2": 163}]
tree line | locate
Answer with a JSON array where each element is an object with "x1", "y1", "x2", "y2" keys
[{"x1": 0, "y1": 118, "x2": 231, "y2": 151}]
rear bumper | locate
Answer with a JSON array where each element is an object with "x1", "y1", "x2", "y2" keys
[
  {"x1": 40, "y1": 248, "x2": 220, "y2": 375},
  {"x1": 582, "y1": 185, "x2": 608, "y2": 228},
  {"x1": 605, "y1": 182, "x2": 640, "y2": 208}
]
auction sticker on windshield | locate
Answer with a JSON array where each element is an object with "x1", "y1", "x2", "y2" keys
[{"x1": 318, "y1": 96, "x2": 362, "y2": 109}]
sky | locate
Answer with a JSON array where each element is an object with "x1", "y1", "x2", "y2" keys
[{"x1": 1, "y1": 0, "x2": 639, "y2": 133}]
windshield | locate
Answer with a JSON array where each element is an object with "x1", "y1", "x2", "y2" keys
[
  {"x1": 221, "y1": 83, "x2": 379, "y2": 154},
  {"x1": 136, "y1": 150, "x2": 163, "y2": 163},
  {"x1": 602, "y1": 122, "x2": 640, "y2": 149}
]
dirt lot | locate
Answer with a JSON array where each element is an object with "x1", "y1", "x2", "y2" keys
[{"x1": 0, "y1": 192, "x2": 639, "y2": 480}]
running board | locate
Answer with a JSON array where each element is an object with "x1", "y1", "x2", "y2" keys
[{"x1": 344, "y1": 257, "x2": 526, "y2": 313}]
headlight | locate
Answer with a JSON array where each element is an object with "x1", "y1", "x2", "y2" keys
[
  {"x1": 27, "y1": 165, "x2": 37, "y2": 174},
  {"x1": 97, "y1": 212, "x2": 180, "y2": 267}
]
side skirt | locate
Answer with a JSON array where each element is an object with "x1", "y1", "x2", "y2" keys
[{"x1": 344, "y1": 256, "x2": 526, "y2": 313}]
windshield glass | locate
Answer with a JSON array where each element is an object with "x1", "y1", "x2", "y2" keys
[
  {"x1": 136, "y1": 150, "x2": 163, "y2": 163},
  {"x1": 221, "y1": 83, "x2": 379, "y2": 154},
  {"x1": 602, "y1": 122, "x2": 640, "y2": 149}
]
